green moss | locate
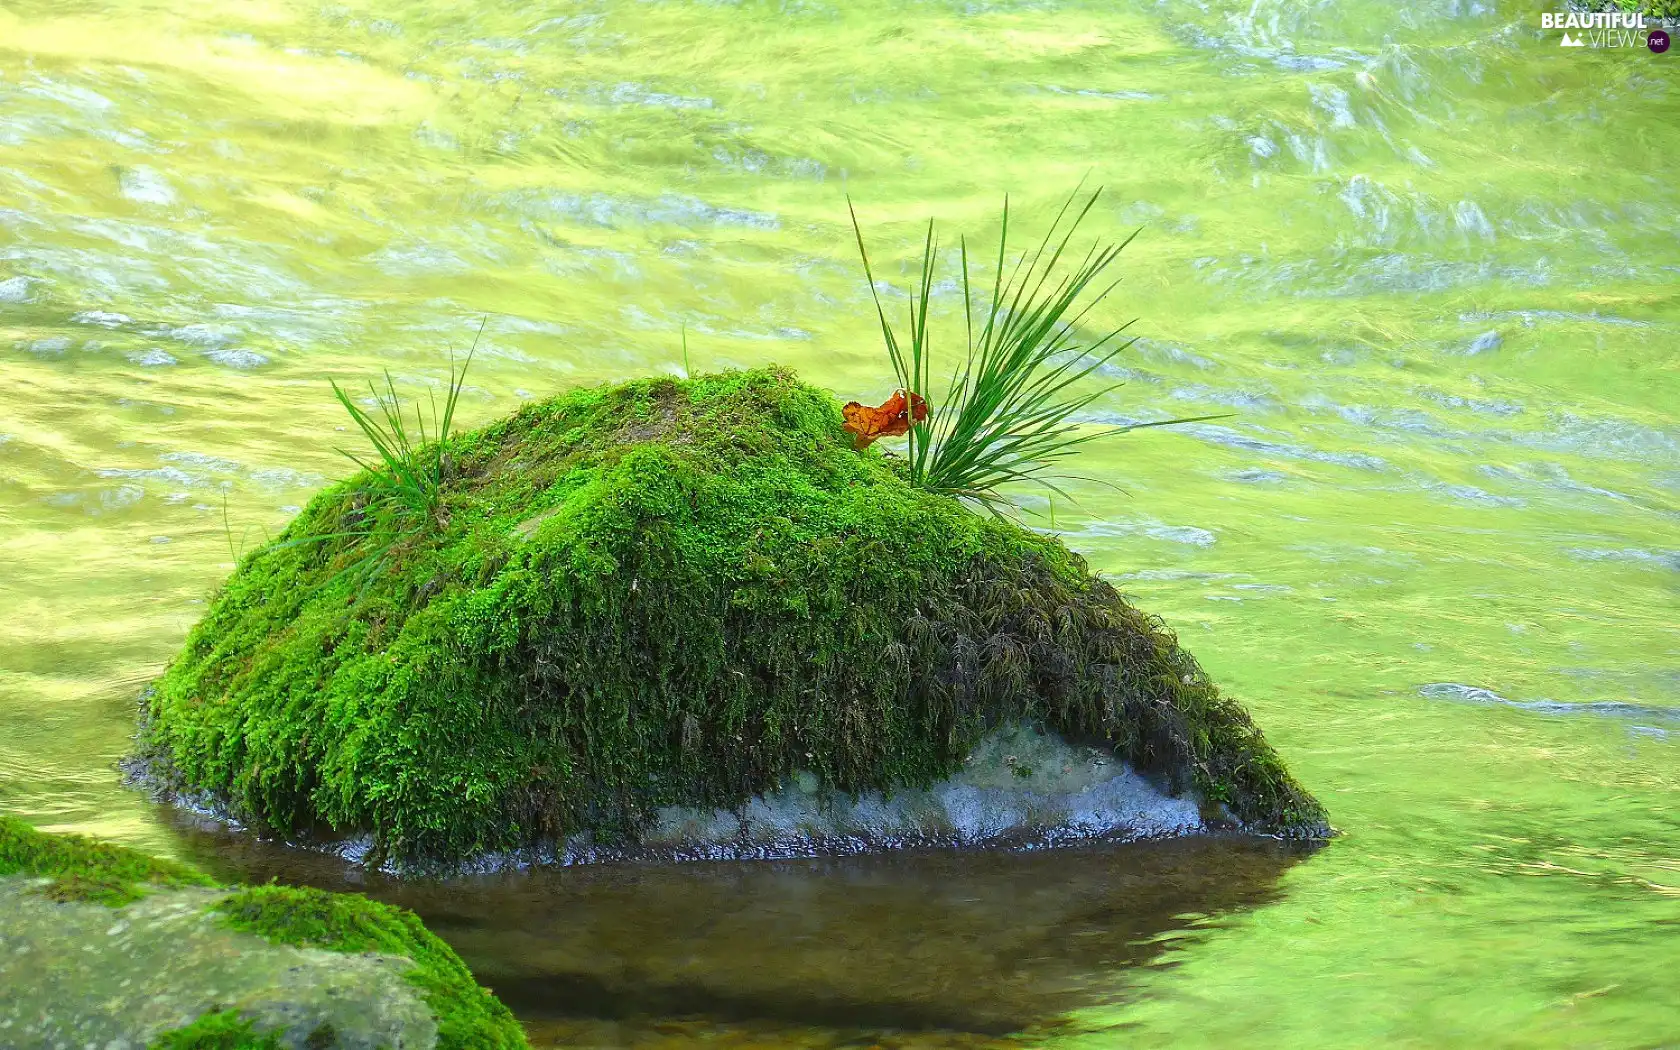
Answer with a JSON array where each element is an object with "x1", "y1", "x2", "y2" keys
[
  {"x1": 37, "y1": 871, "x2": 146, "y2": 906},
  {"x1": 147, "y1": 1012, "x2": 337, "y2": 1050},
  {"x1": 216, "y1": 885, "x2": 526, "y2": 1050},
  {"x1": 139, "y1": 366, "x2": 1326, "y2": 865},
  {"x1": 147, "y1": 1009, "x2": 286, "y2": 1050},
  {"x1": 1589, "y1": 0, "x2": 1680, "y2": 20},
  {"x1": 0, "y1": 812, "x2": 213, "y2": 906}
]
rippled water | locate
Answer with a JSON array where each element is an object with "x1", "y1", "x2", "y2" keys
[{"x1": 1, "y1": 0, "x2": 1676, "y2": 1046}]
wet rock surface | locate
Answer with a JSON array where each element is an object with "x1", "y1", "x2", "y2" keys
[
  {"x1": 0, "y1": 878, "x2": 436, "y2": 1050},
  {"x1": 614, "y1": 722, "x2": 1206, "y2": 861},
  {"x1": 0, "y1": 814, "x2": 525, "y2": 1049},
  {"x1": 220, "y1": 723, "x2": 1212, "y2": 873}
]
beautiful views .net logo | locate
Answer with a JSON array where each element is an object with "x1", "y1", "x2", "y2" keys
[
  {"x1": 1541, "y1": 9, "x2": 1647, "y2": 26},
  {"x1": 1540, "y1": 10, "x2": 1670, "y2": 50}
]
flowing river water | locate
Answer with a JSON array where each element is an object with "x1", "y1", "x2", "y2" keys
[{"x1": 1, "y1": 0, "x2": 1677, "y2": 1046}]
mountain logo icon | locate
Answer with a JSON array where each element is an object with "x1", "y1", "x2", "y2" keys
[{"x1": 1560, "y1": 31, "x2": 1586, "y2": 46}]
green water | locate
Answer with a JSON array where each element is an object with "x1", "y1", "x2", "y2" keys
[{"x1": 2, "y1": 0, "x2": 1677, "y2": 1045}]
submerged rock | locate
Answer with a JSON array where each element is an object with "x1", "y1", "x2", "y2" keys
[
  {"x1": 0, "y1": 814, "x2": 525, "y2": 1049},
  {"x1": 134, "y1": 367, "x2": 1327, "y2": 870}
]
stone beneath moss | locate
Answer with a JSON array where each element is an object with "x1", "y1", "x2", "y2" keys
[
  {"x1": 597, "y1": 722, "x2": 1205, "y2": 862},
  {"x1": 0, "y1": 816, "x2": 527, "y2": 1050},
  {"x1": 298, "y1": 723, "x2": 1207, "y2": 870},
  {"x1": 137, "y1": 366, "x2": 1328, "y2": 869}
]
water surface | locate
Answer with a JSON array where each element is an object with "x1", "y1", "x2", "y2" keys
[
  {"x1": 170, "y1": 814, "x2": 1312, "y2": 1047},
  {"x1": 1, "y1": 0, "x2": 1676, "y2": 1046}
]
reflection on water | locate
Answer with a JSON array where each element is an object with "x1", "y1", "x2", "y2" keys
[{"x1": 164, "y1": 810, "x2": 1312, "y2": 1048}]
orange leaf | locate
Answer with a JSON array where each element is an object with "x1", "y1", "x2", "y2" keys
[{"x1": 842, "y1": 390, "x2": 929, "y2": 449}]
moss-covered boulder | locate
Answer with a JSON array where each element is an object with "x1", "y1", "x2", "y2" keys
[
  {"x1": 0, "y1": 813, "x2": 526, "y2": 1049},
  {"x1": 135, "y1": 367, "x2": 1325, "y2": 868}
]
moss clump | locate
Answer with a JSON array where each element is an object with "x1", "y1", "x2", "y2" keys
[
  {"x1": 1579, "y1": 0, "x2": 1680, "y2": 21},
  {"x1": 215, "y1": 885, "x2": 525, "y2": 1050},
  {"x1": 147, "y1": 1010, "x2": 286, "y2": 1050},
  {"x1": 147, "y1": 1013, "x2": 336, "y2": 1050},
  {"x1": 0, "y1": 812, "x2": 213, "y2": 905},
  {"x1": 139, "y1": 366, "x2": 1326, "y2": 865}
]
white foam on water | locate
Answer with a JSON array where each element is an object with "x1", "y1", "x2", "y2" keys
[
  {"x1": 1054, "y1": 519, "x2": 1219, "y2": 547},
  {"x1": 205, "y1": 348, "x2": 270, "y2": 369},
  {"x1": 496, "y1": 189, "x2": 780, "y2": 232},
  {"x1": 1563, "y1": 548, "x2": 1679, "y2": 571},
  {"x1": 20, "y1": 77, "x2": 115, "y2": 113},
  {"x1": 1171, "y1": 385, "x2": 1280, "y2": 412},
  {"x1": 1452, "y1": 200, "x2": 1495, "y2": 240},
  {"x1": 1180, "y1": 421, "x2": 1391, "y2": 472},
  {"x1": 118, "y1": 166, "x2": 176, "y2": 206},
  {"x1": 0, "y1": 275, "x2": 33, "y2": 302},
  {"x1": 1421, "y1": 684, "x2": 1680, "y2": 732},
  {"x1": 74, "y1": 310, "x2": 132, "y2": 327},
  {"x1": 369, "y1": 243, "x2": 475, "y2": 277},
  {"x1": 1131, "y1": 337, "x2": 1218, "y2": 370},
  {"x1": 1308, "y1": 83, "x2": 1356, "y2": 128},
  {"x1": 1414, "y1": 478, "x2": 1526, "y2": 508},
  {"x1": 1041, "y1": 85, "x2": 1159, "y2": 101}
]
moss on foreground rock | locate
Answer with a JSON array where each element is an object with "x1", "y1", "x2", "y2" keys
[
  {"x1": 0, "y1": 809, "x2": 213, "y2": 905},
  {"x1": 0, "y1": 814, "x2": 526, "y2": 1049},
  {"x1": 137, "y1": 367, "x2": 1326, "y2": 868}
]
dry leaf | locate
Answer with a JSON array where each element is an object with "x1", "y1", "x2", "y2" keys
[{"x1": 842, "y1": 390, "x2": 929, "y2": 449}]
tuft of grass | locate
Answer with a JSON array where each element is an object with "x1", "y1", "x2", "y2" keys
[
  {"x1": 216, "y1": 323, "x2": 488, "y2": 597},
  {"x1": 848, "y1": 184, "x2": 1226, "y2": 515},
  {"x1": 296, "y1": 321, "x2": 488, "y2": 598},
  {"x1": 329, "y1": 320, "x2": 483, "y2": 529}
]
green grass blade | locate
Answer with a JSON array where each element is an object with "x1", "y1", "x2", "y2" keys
[{"x1": 849, "y1": 186, "x2": 1218, "y2": 511}]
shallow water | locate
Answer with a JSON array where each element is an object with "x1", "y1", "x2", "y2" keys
[
  {"x1": 169, "y1": 813, "x2": 1314, "y2": 1047},
  {"x1": 1, "y1": 0, "x2": 1676, "y2": 1046}
]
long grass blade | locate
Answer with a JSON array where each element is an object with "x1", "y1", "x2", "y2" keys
[{"x1": 850, "y1": 187, "x2": 1215, "y2": 515}]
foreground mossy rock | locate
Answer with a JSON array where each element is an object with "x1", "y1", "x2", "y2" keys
[
  {"x1": 0, "y1": 814, "x2": 526, "y2": 1049},
  {"x1": 137, "y1": 367, "x2": 1326, "y2": 866}
]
